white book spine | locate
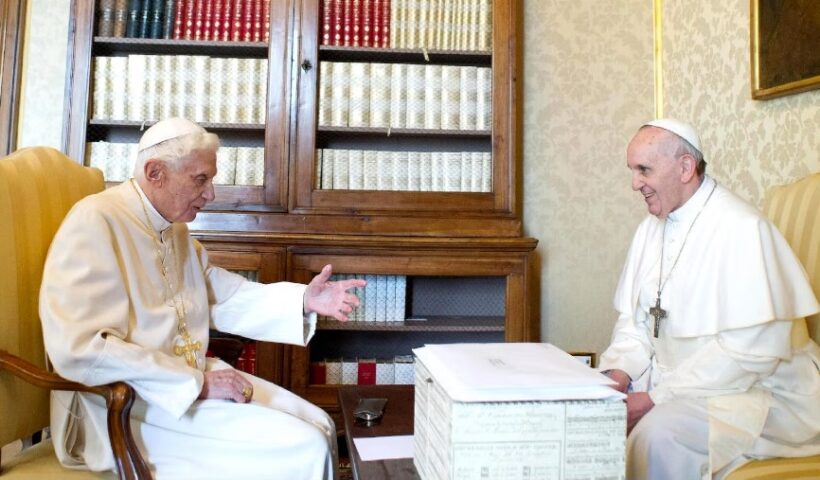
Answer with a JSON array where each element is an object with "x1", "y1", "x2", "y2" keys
[
  {"x1": 126, "y1": 54, "x2": 147, "y2": 121},
  {"x1": 459, "y1": 66, "x2": 478, "y2": 130},
  {"x1": 420, "y1": 152, "x2": 433, "y2": 191},
  {"x1": 392, "y1": 151, "x2": 408, "y2": 191},
  {"x1": 364, "y1": 274, "x2": 378, "y2": 321},
  {"x1": 376, "y1": 275, "x2": 388, "y2": 321},
  {"x1": 482, "y1": 151, "x2": 492, "y2": 192},
  {"x1": 479, "y1": 0, "x2": 492, "y2": 51},
  {"x1": 476, "y1": 67, "x2": 492, "y2": 130},
  {"x1": 314, "y1": 149, "x2": 322, "y2": 189},
  {"x1": 109, "y1": 57, "x2": 128, "y2": 120},
  {"x1": 390, "y1": 0, "x2": 402, "y2": 48},
  {"x1": 376, "y1": 361, "x2": 395, "y2": 385},
  {"x1": 111, "y1": 143, "x2": 132, "y2": 182},
  {"x1": 326, "y1": 359, "x2": 343, "y2": 384},
  {"x1": 363, "y1": 150, "x2": 378, "y2": 190},
  {"x1": 215, "y1": 147, "x2": 236, "y2": 185},
  {"x1": 333, "y1": 149, "x2": 350, "y2": 189},
  {"x1": 395, "y1": 275, "x2": 406, "y2": 321},
  {"x1": 460, "y1": 151, "x2": 471, "y2": 192},
  {"x1": 318, "y1": 62, "x2": 333, "y2": 126},
  {"x1": 174, "y1": 55, "x2": 195, "y2": 120},
  {"x1": 208, "y1": 57, "x2": 225, "y2": 123},
  {"x1": 385, "y1": 275, "x2": 398, "y2": 321},
  {"x1": 342, "y1": 359, "x2": 358, "y2": 385},
  {"x1": 330, "y1": 61, "x2": 350, "y2": 126},
  {"x1": 223, "y1": 57, "x2": 241, "y2": 123},
  {"x1": 431, "y1": 151, "x2": 443, "y2": 191},
  {"x1": 368, "y1": 62, "x2": 391, "y2": 128},
  {"x1": 347, "y1": 62, "x2": 371, "y2": 127},
  {"x1": 257, "y1": 59, "x2": 269, "y2": 124},
  {"x1": 348, "y1": 149, "x2": 364, "y2": 190},
  {"x1": 239, "y1": 58, "x2": 257, "y2": 124},
  {"x1": 159, "y1": 55, "x2": 175, "y2": 120},
  {"x1": 321, "y1": 149, "x2": 334, "y2": 189},
  {"x1": 407, "y1": 151, "x2": 421, "y2": 191},
  {"x1": 87, "y1": 141, "x2": 106, "y2": 171},
  {"x1": 444, "y1": 152, "x2": 462, "y2": 192},
  {"x1": 470, "y1": 151, "x2": 482, "y2": 192},
  {"x1": 92, "y1": 57, "x2": 111, "y2": 120},
  {"x1": 234, "y1": 147, "x2": 257, "y2": 185},
  {"x1": 405, "y1": 64, "x2": 426, "y2": 129},
  {"x1": 192, "y1": 56, "x2": 210, "y2": 122},
  {"x1": 423, "y1": 64, "x2": 442, "y2": 130},
  {"x1": 389, "y1": 63, "x2": 407, "y2": 129},
  {"x1": 144, "y1": 55, "x2": 161, "y2": 121},
  {"x1": 376, "y1": 151, "x2": 393, "y2": 191},
  {"x1": 440, "y1": 65, "x2": 461, "y2": 130}
]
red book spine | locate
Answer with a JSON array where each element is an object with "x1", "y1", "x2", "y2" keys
[
  {"x1": 202, "y1": 0, "x2": 214, "y2": 40},
  {"x1": 379, "y1": 0, "x2": 389, "y2": 48},
  {"x1": 244, "y1": 342, "x2": 256, "y2": 375},
  {"x1": 241, "y1": 0, "x2": 253, "y2": 41},
  {"x1": 371, "y1": 0, "x2": 380, "y2": 48},
  {"x1": 341, "y1": 0, "x2": 351, "y2": 46},
  {"x1": 332, "y1": 0, "x2": 342, "y2": 45},
  {"x1": 321, "y1": 0, "x2": 333, "y2": 46},
  {"x1": 310, "y1": 362, "x2": 327, "y2": 384},
  {"x1": 361, "y1": 0, "x2": 371, "y2": 47},
  {"x1": 219, "y1": 0, "x2": 232, "y2": 41},
  {"x1": 357, "y1": 359, "x2": 376, "y2": 385},
  {"x1": 210, "y1": 0, "x2": 224, "y2": 40},
  {"x1": 250, "y1": 0, "x2": 262, "y2": 42},
  {"x1": 192, "y1": 0, "x2": 205, "y2": 40},
  {"x1": 262, "y1": 0, "x2": 270, "y2": 42},
  {"x1": 183, "y1": 0, "x2": 196, "y2": 39},
  {"x1": 351, "y1": 0, "x2": 361, "y2": 47},
  {"x1": 173, "y1": 0, "x2": 187, "y2": 39},
  {"x1": 230, "y1": 0, "x2": 243, "y2": 42}
]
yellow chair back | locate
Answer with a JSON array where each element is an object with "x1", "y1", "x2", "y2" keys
[{"x1": 0, "y1": 146, "x2": 104, "y2": 448}]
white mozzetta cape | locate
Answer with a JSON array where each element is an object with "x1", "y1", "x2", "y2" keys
[
  {"x1": 39, "y1": 181, "x2": 320, "y2": 473},
  {"x1": 600, "y1": 176, "x2": 820, "y2": 472}
]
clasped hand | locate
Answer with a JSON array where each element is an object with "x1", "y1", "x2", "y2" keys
[{"x1": 303, "y1": 264, "x2": 367, "y2": 322}]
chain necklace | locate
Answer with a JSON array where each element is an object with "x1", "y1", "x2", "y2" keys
[
  {"x1": 130, "y1": 180, "x2": 203, "y2": 368},
  {"x1": 649, "y1": 181, "x2": 717, "y2": 338}
]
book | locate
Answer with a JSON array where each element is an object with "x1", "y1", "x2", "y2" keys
[
  {"x1": 215, "y1": 147, "x2": 237, "y2": 185},
  {"x1": 394, "y1": 354, "x2": 414, "y2": 384},
  {"x1": 330, "y1": 61, "x2": 349, "y2": 126},
  {"x1": 423, "y1": 64, "x2": 442, "y2": 130},
  {"x1": 97, "y1": 0, "x2": 116, "y2": 37},
  {"x1": 317, "y1": 62, "x2": 333, "y2": 126},
  {"x1": 459, "y1": 66, "x2": 477, "y2": 130},
  {"x1": 92, "y1": 57, "x2": 112, "y2": 119},
  {"x1": 362, "y1": 150, "x2": 377, "y2": 190},
  {"x1": 476, "y1": 67, "x2": 492, "y2": 130},
  {"x1": 109, "y1": 56, "x2": 129, "y2": 119},
  {"x1": 126, "y1": 54, "x2": 147, "y2": 121},
  {"x1": 389, "y1": 63, "x2": 407, "y2": 129},
  {"x1": 125, "y1": 0, "x2": 143, "y2": 38},
  {"x1": 310, "y1": 361, "x2": 327, "y2": 384},
  {"x1": 113, "y1": 0, "x2": 128, "y2": 37},
  {"x1": 332, "y1": 149, "x2": 349, "y2": 189},
  {"x1": 320, "y1": 149, "x2": 334, "y2": 189},
  {"x1": 347, "y1": 62, "x2": 370, "y2": 128},
  {"x1": 148, "y1": 0, "x2": 164, "y2": 38},
  {"x1": 405, "y1": 64, "x2": 426, "y2": 129},
  {"x1": 161, "y1": 0, "x2": 176, "y2": 38},
  {"x1": 441, "y1": 65, "x2": 461, "y2": 130},
  {"x1": 326, "y1": 358, "x2": 343, "y2": 384},
  {"x1": 342, "y1": 358, "x2": 358, "y2": 384},
  {"x1": 348, "y1": 149, "x2": 364, "y2": 190},
  {"x1": 357, "y1": 358, "x2": 377, "y2": 385},
  {"x1": 368, "y1": 62, "x2": 390, "y2": 128},
  {"x1": 376, "y1": 360, "x2": 395, "y2": 385},
  {"x1": 137, "y1": 0, "x2": 152, "y2": 37}
]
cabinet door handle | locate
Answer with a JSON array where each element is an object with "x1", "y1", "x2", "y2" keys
[{"x1": 301, "y1": 59, "x2": 313, "y2": 72}]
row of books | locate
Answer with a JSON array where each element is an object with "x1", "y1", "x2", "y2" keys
[
  {"x1": 318, "y1": 61, "x2": 492, "y2": 130},
  {"x1": 389, "y1": 0, "x2": 492, "y2": 51},
  {"x1": 320, "y1": 0, "x2": 492, "y2": 51},
  {"x1": 310, "y1": 355, "x2": 415, "y2": 385},
  {"x1": 315, "y1": 149, "x2": 492, "y2": 192},
  {"x1": 86, "y1": 141, "x2": 264, "y2": 185},
  {"x1": 321, "y1": 274, "x2": 407, "y2": 322},
  {"x1": 96, "y1": 0, "x2": 271, "y2": 43},
  {"x1": 92, "y1": 55, "x2": 268, "y2": 124}
]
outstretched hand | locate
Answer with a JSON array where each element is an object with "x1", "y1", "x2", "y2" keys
[{"x1": 303, "y1": 264, "x2": 367, "y2": 322}]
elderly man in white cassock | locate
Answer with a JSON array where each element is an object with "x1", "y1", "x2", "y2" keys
[
  {"x1": 598, "y1": 119, "x2": 820, "y2": 479},
  {"x1": 40, "y1": 117, "x2": 366, "y2": 479}
]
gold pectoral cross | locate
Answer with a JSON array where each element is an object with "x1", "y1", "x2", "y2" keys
[
  {"x1": 649, "y1": 297, "x2": 667, "y2": 338},
  {"x1": 174, "y1": 332, "x2": 203, "y2": 368}
]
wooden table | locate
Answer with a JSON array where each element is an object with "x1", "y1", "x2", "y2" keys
[{"x1": 338, "y1": 385, "x2": 420, "y2": 480}]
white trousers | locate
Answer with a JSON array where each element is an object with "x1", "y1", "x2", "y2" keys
[
  {"x1": 128, "y1": 360, "x2": 338, "y2": 480},
  {"x1": 627, "y1": 399, "x2": 709, "y2": 480}
]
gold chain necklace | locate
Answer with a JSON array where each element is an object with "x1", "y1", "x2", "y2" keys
[
  {"x1": 129, "y1": 180, "x2": 203, "y2": 368},
  {"x1": 649, "y1": 181, "x2": 717, "y2": 338}
]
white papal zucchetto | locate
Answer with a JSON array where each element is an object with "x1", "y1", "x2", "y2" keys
[
  {"x1": 138, "y1": 117, "x2": 206, "y2": 152},
  {"x1": 642, "y1": 118, "x2": 703, "y2": 156}
]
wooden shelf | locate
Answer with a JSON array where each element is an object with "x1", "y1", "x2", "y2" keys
[
  {"x1": 92, "y1": 37, "x2": 268, "y2": 57},
  {"x1": 317, "y1": 316, "x2": 505, "y2": 332},
  {"x1": 319, "y1": 45, "x2": 492, "y2": 66},
  {"x1": 317, "y1": 126, "x2": 491, "y2": 138},
  {"x1": 88, "y1": 119, "x2": 266, "y2": 132}
]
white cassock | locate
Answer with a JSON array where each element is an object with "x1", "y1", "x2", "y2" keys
[
  {"x1": 599, "y1": 175, "x2": 820, "y2": 479},
  {"x1": 40, "y1": 181, "x2": 337, "y2": 479}
]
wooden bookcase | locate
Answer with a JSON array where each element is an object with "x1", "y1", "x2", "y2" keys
[{"x1": 64, "y1": 0, "x2": 536, "y2": 425}]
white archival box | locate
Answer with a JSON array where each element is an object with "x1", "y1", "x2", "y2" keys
[{"x1": 412, "y1": 343, "x2": 626, "y2": 480}]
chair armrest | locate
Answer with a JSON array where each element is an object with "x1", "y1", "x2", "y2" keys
[{"x1": 0, "y1": 350, "x2": 152, "y2": 480}]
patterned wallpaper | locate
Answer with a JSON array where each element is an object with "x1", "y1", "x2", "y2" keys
[
  {"x1": 17, "y1": 0, "x2": 70, "y2": 150},
  {"x1": 524, "y1": 0, "x2": 819, "y2": 356},
  {"x1": 522, "y1": 0, "x2": 655, "y2": 355}
]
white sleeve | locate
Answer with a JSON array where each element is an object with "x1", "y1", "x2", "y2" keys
[
  {"x1": 598, "y1": 310, "x2": 653, "y2": 383},
  {"x1": 648, "y1": 321, "x2": 789, "y2": 404}
]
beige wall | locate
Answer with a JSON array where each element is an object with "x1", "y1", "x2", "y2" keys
[
  {"x1": 524, "y1": 0, "x2": 820, "y2": 356},
  {"x1": 16, "y1": 0, "x2": 70, "y2": 150}
]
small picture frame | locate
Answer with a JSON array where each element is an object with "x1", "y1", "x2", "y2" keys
[{"x1": 570, "y1": 352, "x2": 597, "y2": 368}]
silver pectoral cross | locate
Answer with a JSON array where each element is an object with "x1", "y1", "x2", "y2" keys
[{"x1": 649, "y1": 297, "x2": 667, "y2": 338}]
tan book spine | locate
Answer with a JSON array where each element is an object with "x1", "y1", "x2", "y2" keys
[
  {"x1": 347, "y1": 62, "x2": 370, "y2": 127},
  {"x1": 407, "y1": 151, "x2": 420, "y2": 191},
  {"x1": 440, "y1": 65, "x2": 461, "y2": 130},
  {"x1": 159, "y1": 55, "x2": 175, "y2": 119},
  {"x1": 423, "y1": 64, "x2": 442, "y2": 130},
  {"x1": 392, "y1": 151, "x2": 408, "y2": 191},
  {"x1": 376, "y1": 150, "x2": 392, "y2": 190},
  {"x1": 173, "y1": 55, "x2": 195, "y2": 119},
  {"x1": 389, "y1": 63, "x2": 407, "y2": 129},
  {"x1": 481, "y1": 151, "x2": 492, "y2": 192},
  {"x1": 368, "y1": 62, "x2": 391, "y2": 128},
  {"x1": 444, "y1": 151, "x2": 461, "y2": 192},
  {"x1": 109, "y1": 56, "x2": 128, "y2": 120},
  {"x1": 240, "y1": 58, "x2": 257, "y2": 123},
  {"x1": 256, "y1": 58, "x2": 268, "y2": 123},
  {"x1": 363, "y1": 150, "x2": 378, "y2": 189},
  {"x1": 459, "y1": 65, "x2": 477, "y2": 130},
  {"x1": 460, "y1": 151, "x2": 471, "y2": 192},
  {"x1": 479, "y1": 0, "x2": 492, "y2": 51},
  {"x1": 419, "y1": 151, "x2": 432, "y2": 191},
  {"x1": 330, "y1": 61, "x2": 350, "y2": 126},
  {"x1": 215, "y1": 147, "x2": 237, "y2": 185},
  {"x1": 404, "y1": 63, "x2": 426, "y2": 129},
  {"x1": 476, "y1": 66, "x2": 492, "y2": 130},
  {"x1": 390, "y1": 0, "x2": 402, "y2": 48},
  {"x1": 430, "y1": 151, "x2": 442, "y2": 191},
  {"x1": 314, "y1": 149, "x2": 323, "y2": 189},
  {"x1": 208, "y1": 57, "x2": 226, "y2": 123},
  {"x1": 332, "y1": 149, "x2": 350, "y2": 189},
  {"x1": 126, "y1": 54, "x2": 147, "y2": 121},
  {"x1": 321, "y1": 149, "x2": 335, "y2": 189},
  {"x1": 318, "y1": 62, "x2": 333, "y2": 126},
  {"x1": 470, "y1": 150, "x2": 482, "y2": 192},
  {"x1": 223, "y1": 57, "x2": 242, "y2": 123},
  {"x1": 144, "y1": 55, "x2": 160, "y2": 121},
  {"x1": 191, "y1": 55, "x2": 210, "y2": 122},
  {"x1": 348, "y1": 149, "x2": 364, "y2": 189}
]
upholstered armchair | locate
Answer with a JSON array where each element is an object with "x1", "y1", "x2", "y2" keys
[
  {"x1": 726, "y1": 172, "x2": 820, "y2": 479},
  {"x1": 0, "y1": 147, "x2": 150, "y2": 479}
]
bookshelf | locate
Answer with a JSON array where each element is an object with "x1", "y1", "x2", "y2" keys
[{"x1": 64, "y1": 0, "x2": 536, "y2": 426}]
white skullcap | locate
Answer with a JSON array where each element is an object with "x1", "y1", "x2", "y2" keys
[
  {"x1": 642, "y1": 118, "x2": 702, "y2": 155},
  {"x1": 138, "y1": 117, "x2": 206, "y2": 152}
]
